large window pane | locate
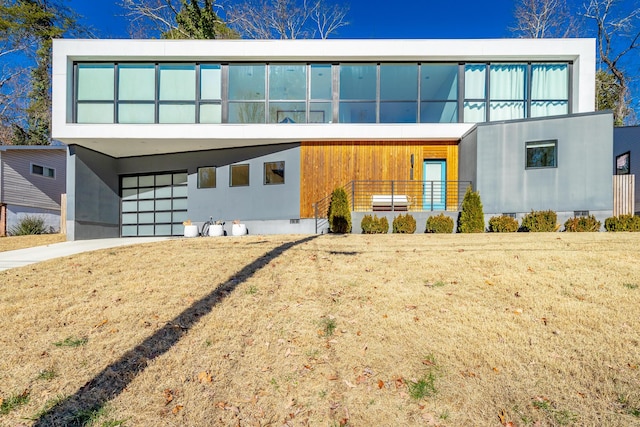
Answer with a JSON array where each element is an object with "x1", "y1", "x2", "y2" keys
[
  {"x1": 200, "y1": 64, "x2": 221, "y2": 100},
  {"x1": 78, "y1": 64, "x2": 114, "y2": 101},
  {"x1": 532, "y1": 64, "x2": 568, "y2": 99},
  {"x1": 200, "y1": 104, "x2": 222, "y2": 123},
  {"x1": 339, "y1": 102, "x2": 376, "y2": 123},
  {"x1": 228, "y1": 64, "x2": 265, "y2": 100},
  {"x1": 380, "y1": 64, "x2": 417, "y2": 100},
  {"x1": 421, "y1": 64, "x2": 458, "y2": 101},
  {"x1": 311, "y1": 64, "x2": 332, "y2": 99},
  {"x1": 269, "y1": 102, "x2": 306, "y2": 123},
  {"x1": 269, "y1": 64, "x2": 306, "y2": 100},
  {"x1": 118, "y1": 103, "x2": 155, "y2": 123},
  {"x1": 490, "y1": 64, "x2": 526, "y2": 100},
  {"x1": 380, "y1": 102, "x2": 417, "y2": 123},
  {"x1": 77, "y1": 103, "x2": 114, "y2": 123},
  {"x1": 490, "y1": 101, "x2": 525, "y2": 121},
  {"x1": 159, "y1": 104, "x2": 196, "y2": 123},
  {"x1": 420, "y1": 101, "x2": 457, "y2": 123},
  {"x1": 465, "y1": 64, "x2": 485, "y2": 99},
  {"x1": 464, "y1": 101, "x2": 486, "y2": 123},
  {"x1": 159, "y1": 64, "x2": 195, "y2": 101},
  {"x1": 340, "y1": 64, "x2": 376, "y2": 100},
  {"x1": 531, "y1": 100, "x2": 568, "y2": 117},
  {"x1": 228, "y1": 102, "x2": 265, "y2": 123},
  {"x1": 118, "y1": 64, "x2": 155, "y2": 101},
  {"x1": 198, "y1": 166, "x2": 216, "y2": 188},
  {"x1": 310, "y1": 102, "x2": 332, "y2": 123}
]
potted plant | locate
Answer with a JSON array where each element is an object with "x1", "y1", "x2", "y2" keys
[{"x1": 231, "y1": 219, "x2": 247, "y2": 236}]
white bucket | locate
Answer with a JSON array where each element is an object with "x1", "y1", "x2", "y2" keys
[
  {"x1": 231, "y1": 223, "x2": 247, "y2": 236},
  {"x1": 209, "y1": 224, "x2": 224, "y2": 236},
  {"x1": 183, "y1": 224, "x2": 199, "y2": 238}
]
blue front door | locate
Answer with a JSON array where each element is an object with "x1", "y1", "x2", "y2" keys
[{"x1": 423, "y1": 160, "x2": 446, "y2": 210}]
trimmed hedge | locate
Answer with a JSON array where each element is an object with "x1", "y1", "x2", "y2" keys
[
  {"x1": 604, "y1": 215, "x2": 640, "y2": 232},
  {"x1": 426, "y1": 213, "x2": 454, "y2": 234},
  {"x1": 488, "y1": 215, "x2": 519, "y2": 232},
  {"x1": 392, "y1": 213, "x2": 417, "y2": 234},
  {"x1": 520, "y1": 210, "x2": 558, "y2": 232},
  {"x1": 361, "y1": 214, "x2": 389, "y2": 234},
  {"x1": 457, "y1": 187, "x2": 484, "y2": 233},
  {"x1": 564, "y1": 215, "x2": 601, "y2": 232},
  {"x1": 328, "y1": 187, "x2": 351, "y2": 233}
]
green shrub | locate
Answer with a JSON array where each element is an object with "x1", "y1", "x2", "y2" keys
[
  {"x1": 327, "y1": 187, "x2": 351, "y2": 233},
  {"x1": 564, "y1": 215, "x2": 601, "y2": 232},
  {"x1": 426, "y1": 213, "x2": 454, "y2": 234},
  {"x1": 9, "y1": 215, "x2": 49, "y2": 236},
  {"x1": 392, "y1": 213, "x2": 416, "y2": 234},
  {"x1": 520, "y1": 210, "x2": 557, "y2": 232},
  {"x1": 457, "y1": 187, "x2": 484, "y2": 233},
  {"x1": 604, "y1": 215, "x2": 640, "y2": 232},
  {"x1": 361, "y1": 214, "x2": 389, "y2": 234},
  {"x1": 488, "y1": 215, "x2": 519, "y2": 232}
]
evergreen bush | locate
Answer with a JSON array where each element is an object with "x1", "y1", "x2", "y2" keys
[
  {"x1": 563, "y1": 215, "x2": 601, "y2": 232},
  {"x1": 604, "y1": 215, "x2": 640, "y2": 232},
  {"x1": 9, "y1": 215, "x2": 49, "y2": 236},
  {"x1": 327, "y1": 187, "x2": 351, "y2": 233},
  {"x1": 361, "y1": 214, "x2": 389, "y2": 234},
  {"x1": 520, "y1": 210, "x2": 558, "y2": 232},
  {"x1": 392, "y1": 213, "x2": 416, "y2": 234},
  {"x1": 458, "y1": 187, "x2": 484, "y2": 233},
  {"x1": 426, "y1": 213, "x2": 454, "y2": 234},
  {"x1": 488, "y1": 215, "x2": 519, "y2": 232}
]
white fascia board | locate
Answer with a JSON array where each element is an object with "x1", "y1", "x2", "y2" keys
[{"x1": 54, "y1": 123, "x2": 474, "y2": 158}]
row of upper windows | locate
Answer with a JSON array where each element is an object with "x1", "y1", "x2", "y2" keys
[{"x1": 74, "y1": 62, "x2": 570, "y2": 125}]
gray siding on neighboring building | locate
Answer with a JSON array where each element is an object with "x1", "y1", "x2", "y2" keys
[
  {"x1": 0, "y1": 148, "x2": 66, "y2": 210},
  {"x1": 460, "y1": 112, "x2": 613, "y2": 219},
  {"x1": 613, "y1": 126, "x2": 640, "y2": 214}
]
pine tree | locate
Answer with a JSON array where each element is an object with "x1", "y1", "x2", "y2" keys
[
  {"x1": 458, "y1": 187, "x2": 485, "y2": 233},
  {"x1": 327, "y1": 187, "x2": 351, "y2": 233}
]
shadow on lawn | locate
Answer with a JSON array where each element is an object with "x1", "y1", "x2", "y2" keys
[{"x1": 34, "y1": 235, "x2": 318, "y2": 426}]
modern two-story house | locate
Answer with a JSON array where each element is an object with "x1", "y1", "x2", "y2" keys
[{"x1": 51, "y1": 38, "x2": 613, "y2": 239}]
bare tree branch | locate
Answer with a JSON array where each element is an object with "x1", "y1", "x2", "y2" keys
[
  {"x1": 510, "y1": 0, "x2": 577, "y2": 38},
  {"x1": 226, "y1": 0, "x2": 348, "y2": 39}
]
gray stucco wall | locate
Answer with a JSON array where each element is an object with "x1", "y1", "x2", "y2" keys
[
  {"x1": 67, "y1": 146, "x2": 120, "y2": 240},
  {"x1": 458, "y1": 128, "x2": 478, "y2": 189},
  {"x1": 466, "y1": 113, "x2": 613, "y2": 220},
  {"x1": 613, "y1": 126, "x2": 640, "y2": 214},
  {"x1": 68, "y1": 143, "x2": 301, "y2": 240}
]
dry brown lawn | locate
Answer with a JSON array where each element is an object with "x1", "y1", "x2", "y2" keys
[
  {"x1": 0, "y1": 234, "x2": 66, "y2": 252},
  {"x1": 1, "y1": 233, "x2": 639, "y2": 427}
]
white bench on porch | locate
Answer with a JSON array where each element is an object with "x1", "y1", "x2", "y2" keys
[{"x1": 371, "y1": 194, "x2": 409, "y2": 211}]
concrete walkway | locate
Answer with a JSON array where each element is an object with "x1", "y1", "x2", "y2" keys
[{"x1": 0, "y1": 237, "x2": 169, "y2": 272}]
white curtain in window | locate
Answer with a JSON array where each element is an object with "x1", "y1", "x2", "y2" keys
[
  {"x1": 464, "y1": 65, "x2": 485, "y2": 99},
  {"x1": 118, "y1": 65, "x2": 155, "y2": 101},
  {"x1": 531, "y1": 101, "x2": 568, "y2": 117},
  {"x1": 463, "y1": 102, "x2": 486, "y2": 123},
  {"x1": 490, "y1": 101, "x2": 525, "y2": 121},
  {"x1": 159, "y1": 65, "x2": 196, "y2": 101},
  {"x1": 489, "y1": 64, "x2": 526, "y2": 120},
  {"x1": 532, "y1": 64, "x2": 568, "y2": 100}
]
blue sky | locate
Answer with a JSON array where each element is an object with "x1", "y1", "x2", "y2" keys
[{"x1": 69, "y1": 0, "x2": 517, "y2": 39}]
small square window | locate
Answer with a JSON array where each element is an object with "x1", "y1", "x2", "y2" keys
[
  {"x1": 526, "y1": 140, "x2": 557, "y2": 169},
  {"x1": 230, "y1": 164, "x2": 250, "y2": 187},
  {"x1": 574, "y1": 210, "x2": 589, "y2": 217},
  {"x1": 197, "y1": 166, "x2": 216, "y2": 188},
  {"x1": 31, "y1": 163, "x2": 55, "y2": 179},
  {"x1": 616, "y1": 152, "x2": 630, "y2": 175},
  {"x1": 264, "y1": 161, "x2": 285, "y2": 185},
  {"x1": 502, "y1": 213, "x2": 516, "y2": 218}
]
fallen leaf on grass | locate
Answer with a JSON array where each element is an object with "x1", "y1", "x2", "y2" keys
[
  {"x1": 378, "y1": 380, "x2": 385, "y2": 389},
  {"x1": 327, "y1": 373, "x2": 339, "y2": 380},
  {"x1": 172, "y1": 405, "x2": 183, "y2": 414},
  {"x1": 344, "y1": 380, "x2": 356, "y2": 388},
  {"x1": 197, "y1": 371, "x2": 212, "y2": 383},
  {"x1": 164, "y1": 389, "x2": 174, "y2": 405},
  {"x1": 215, "y1": 401, "x2": 227, "y2": 409},
  {"x1": 422, "y1": 358, "x2": 435, "y2": 366},
  {"x1": 485, "y1": 279, "x2": 494, "y2": 286},
  {"x1": 94, "y1": 319, "x2": 108, "y2": 328}
]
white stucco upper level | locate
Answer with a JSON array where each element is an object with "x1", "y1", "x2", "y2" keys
[{"x1": 52, "y1": 38, "x2": 596, "y2": 158}]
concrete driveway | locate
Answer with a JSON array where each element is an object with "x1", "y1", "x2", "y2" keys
[{"x1": 0, "y1": 237, "x2": 169, "y2": 272}]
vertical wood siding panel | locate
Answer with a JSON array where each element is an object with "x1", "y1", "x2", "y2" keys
[{"x1": 300, "y1": 141, "x2": 458, "y2": 218}]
